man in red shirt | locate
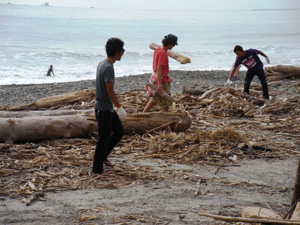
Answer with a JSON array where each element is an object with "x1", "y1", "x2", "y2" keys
[{"x1": 143, "y1": 34, "x2": 178, "y2": 112}]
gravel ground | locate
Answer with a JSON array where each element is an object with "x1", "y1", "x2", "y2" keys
[{"x1": 0, "y1": 70, "x2": 242, "y2": 107}]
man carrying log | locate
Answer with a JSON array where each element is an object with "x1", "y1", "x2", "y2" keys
[
  {"x1": 93, "y1": 38, "x2": 126, "y2": 175},
  {"x1": 143, "y1": 34, "x2": 178, "y2": 112},
  {"x1": 225, "y1": 45, "x2": 270, "y2": 100}
]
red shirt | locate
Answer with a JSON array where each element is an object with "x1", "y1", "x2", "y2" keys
[{"x1": 153, "y1": 46, "x2": 169, "y2": 77}]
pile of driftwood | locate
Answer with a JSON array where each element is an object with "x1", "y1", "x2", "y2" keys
[{"x1": 1, "y1": 83, "x2": 299, "y2": 198}]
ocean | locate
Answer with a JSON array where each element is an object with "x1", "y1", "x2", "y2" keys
[{"x1": 1, "y1": 4, "x2": 300, "y2": 85}]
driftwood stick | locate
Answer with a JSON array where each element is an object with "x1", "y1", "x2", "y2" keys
[
  {"x1": 26, "y1": 192, "x2": 45, "y2": 206},
  {"x1": 149, "y1": 42, "x2": 191, "y2": 64},
  {"x1": 146, "y1": 82, "x2": 174, "y2": 102},
  {"x1": 146, "y1": 121, "x2": 174, "y2": 133},
  {"x1": 199, "y1": 213, "x2": 300, "y2": 224},
  {"x1": 288, "y1": 159, "x2": 300, "y2": 219},
  {"x1": 134, "y1": 150, "x2": 187, "y2": 159}
]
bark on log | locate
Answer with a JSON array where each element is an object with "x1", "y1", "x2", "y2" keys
[
  {"x1": 0, "y1": 111, "x2": 191, "y2": 143},
  {"x1": 149, "y1": 42, "x2": 191, "y2": 64},
  {"x1": 123, "y1": 111, "x2": 191, "y2": 134}
]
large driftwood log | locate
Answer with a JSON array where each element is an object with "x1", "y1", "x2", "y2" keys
[
  {"x1": 149, "y1": 42, "x2": 191, "y2": 64},
  {"x1": 0, "y1": 115, "x2": 97, "y2": 143},
  {"x1": 0, "y1": 111, "x2": 191, "y2": 143},
  {"x1": 265, "y1": 65, "x2": 300, "y2": 81}
]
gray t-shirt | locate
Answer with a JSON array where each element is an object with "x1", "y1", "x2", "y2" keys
[{"x1": 95, "y1": 59, "x2": 115, "y2": 112}]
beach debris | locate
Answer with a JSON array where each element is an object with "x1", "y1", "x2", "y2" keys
[
  {"x1": 149, "y1": 42, "x2": 191, "y2": 64},
  {"x1": 0, "y1": 79, "x2": 299, "y2": 214},
  {"x1": 24, "y1": 192, "x2": 45, "y2": 206}
]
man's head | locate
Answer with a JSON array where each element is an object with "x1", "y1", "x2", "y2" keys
[
  {"x1": 162, "y1": 34, "x2": 178, "y2": 49},
  {"x1": 105, "y1": 38, "x2": 125, "y2": 60},
  {"x1": 233, "y1": 45, "x2": 245, "y2": 57}
]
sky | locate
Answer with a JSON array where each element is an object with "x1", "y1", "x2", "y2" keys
[{"x1": 1, "y1": 0, "x2": 300, "y2": 10}]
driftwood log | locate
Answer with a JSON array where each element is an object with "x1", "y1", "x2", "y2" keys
[
  {"x1": 8, "y1": 89, "x2": 95, "y2": 111},
  {"x1": 149, "y1": 42, "x2": 191, "y2": 64},
  {"x1": 0, "y1": 110, "x2": 191, "y2": 143},
  {"x1": 265, "y1": 65, "x2": 300, "y2": 81}
]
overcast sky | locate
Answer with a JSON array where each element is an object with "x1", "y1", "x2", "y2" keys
[{"x1": 1, "y1": 0, "x2": 300, "y2": 10}]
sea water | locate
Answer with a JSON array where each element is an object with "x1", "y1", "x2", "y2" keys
[{"x1": 1, "y1": 4, "x2": 300, "y2": 85}]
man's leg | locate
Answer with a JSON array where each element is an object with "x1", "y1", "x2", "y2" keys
[
  {"x1": 92, "y1": 110, "x2": 112, "y2": 174},
  {"x1": 104, "y1": 111, "x2": 124, "y2": 160},
  {"x1": 143, "y1": 100, "x2": 156, "y2": 112},
  {"x1": 257, "y1": 69, "x2": 269, "y2": 100},
  {"x1": 244, "y1": 70, "x2": 255, "y2": 95}
]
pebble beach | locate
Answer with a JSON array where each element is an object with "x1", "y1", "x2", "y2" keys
[{"x1": 0, "y1": 70, "x2": 243, "y2": 107}]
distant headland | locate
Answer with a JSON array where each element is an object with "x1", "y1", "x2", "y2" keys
[{"x1": 41, "y1": 2, "x2": 52, "y2": 7}]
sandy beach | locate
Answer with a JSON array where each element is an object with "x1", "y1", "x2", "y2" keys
[{"x1": 0, "y1": 70, "x2": 300, "y2": 224}]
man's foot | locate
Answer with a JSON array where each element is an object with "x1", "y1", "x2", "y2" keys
[
  {"x1": 263, "y1": 97, "x2": 269, "y2": 101},
  {"x1": 104, "y1": 160, "x2": 114, "y2": 167}
]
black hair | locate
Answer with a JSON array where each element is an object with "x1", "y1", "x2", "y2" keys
[
  {"x1": 105, "y1": 38, "x2": 125, "y2": 57},
  {"x1": 233, "y1": 45, "x2": 243, "y2": 52},
  {"x1": 162, "y1": 38, "x2": 174, "y2": 47}
]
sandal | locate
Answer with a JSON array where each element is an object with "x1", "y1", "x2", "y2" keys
[{"x1": 104, "y1": 160, "x2": 114, "y2": 167}]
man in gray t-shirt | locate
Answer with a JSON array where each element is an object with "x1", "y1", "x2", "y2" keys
[
  {"x1": 95, "y1": 60, "x2": 115, "y2": 112},
  {"x1": 92, "y1": 38, "x2": 126, "y2": 175}
]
